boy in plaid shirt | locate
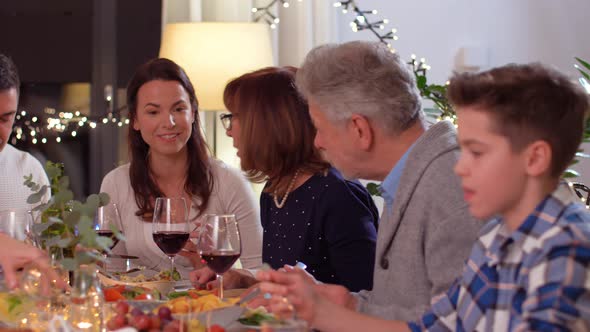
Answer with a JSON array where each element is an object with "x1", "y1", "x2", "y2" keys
[{"x1": 257, "y1": 63, "x2": 590, "y2": 331}]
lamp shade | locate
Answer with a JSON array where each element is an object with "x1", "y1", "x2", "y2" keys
[{"x1": 159, "y1": 22, "x2": 274, "y2": 110}]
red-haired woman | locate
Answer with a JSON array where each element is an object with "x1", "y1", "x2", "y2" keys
[{"x1": 191, "y1": 67, "x2": 378, "y2": 291}]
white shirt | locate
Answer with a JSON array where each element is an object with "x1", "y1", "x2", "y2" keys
[
  {"x1": 0, "y1": 144, "x2": 50, "y2": 212},
  {"x1": 100, "y1": 159, "x2": 263, "y2": 277}
]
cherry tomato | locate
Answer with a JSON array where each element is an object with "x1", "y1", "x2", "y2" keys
[
  {"x1": 208, "y1": 325, "x2": 226, "y2": 332},
  {"x1": 104, "y1": 288, "x2": 125, "y2": 302}
]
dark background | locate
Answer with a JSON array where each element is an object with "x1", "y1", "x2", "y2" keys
[{"x1": 0, "y1": 0, "x2": 162, "y2": 198}]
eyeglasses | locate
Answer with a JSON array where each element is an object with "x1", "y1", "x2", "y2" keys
[{"x1": 220, "y1": 113, "x2": 234, "y2": 130}]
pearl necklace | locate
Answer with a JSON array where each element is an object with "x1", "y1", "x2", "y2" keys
[{"x1": 273, "y1": 169, "x2": 301, "y2": 209}]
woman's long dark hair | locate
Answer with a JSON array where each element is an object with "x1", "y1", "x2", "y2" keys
[{"x1": 126, "y1": 58, "x2": 213, "y2": 220}]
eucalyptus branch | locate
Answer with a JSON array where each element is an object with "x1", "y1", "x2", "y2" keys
[{"x1": 25, "y1": 161, "x2": 118, "y2": 271}]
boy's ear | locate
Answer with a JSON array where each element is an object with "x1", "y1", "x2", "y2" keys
[
  {"x1": 348, "y1": 114, "x2": 374, "y2": 151},
  {"x1": 524, "y1": 140, "x2": 552, "y2": 176}
]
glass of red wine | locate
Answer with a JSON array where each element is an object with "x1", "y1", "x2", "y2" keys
[
  {"x1": 152, "y1": 197, "x2": 189, "y2": 272},
  {"x1": 197, "y1": 214, "x2": 241, "y2": 299},
  {"x1": 94, "y1": 203, "x2": 124, "y2": 271}
]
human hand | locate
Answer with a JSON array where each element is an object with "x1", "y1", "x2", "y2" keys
[
  {"x1": 189, "y1": 266, "x2": 216, "y2": 289},
  {"x1": 190, "y1": 267, "x2": 256, "y2": 290},
  {"x1": 279, "y1": 263, "x2": 315, "y2": 283},
  {"x1": 314, "y1": 283, "x2": 356, "y2": 310},
  {"x1": 279, "y1": 263, "x2": 354, "y2": 309},
  {"x1": 256, "y1": 268, "x2": 321, "y2": 324},
  {"x1": 0, "y1": 234, "x2": 67, "y2": 295}
]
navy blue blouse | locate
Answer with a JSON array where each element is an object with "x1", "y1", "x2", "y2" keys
[{"x1": 260, "y1": 168, "x2": 379, "y2": 292}]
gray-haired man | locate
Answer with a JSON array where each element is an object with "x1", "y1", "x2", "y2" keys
[{"x1": 294, "y1": 41, "x2": 480, "y2": 321}]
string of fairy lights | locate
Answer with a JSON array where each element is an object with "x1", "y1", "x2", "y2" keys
[
  {"x1": 252, "y1": 0, "x2": 303, "y2": 29},
  {"x1": 252, "y1": 0, "x2": 450, "y2": 122},
  {"x1": 11, "y1": 104, "x2": 128, "y2": 146}
]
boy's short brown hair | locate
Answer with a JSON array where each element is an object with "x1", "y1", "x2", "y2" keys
[{"x1": 448, "y1": 63, "x2": 589, "y2": 177}]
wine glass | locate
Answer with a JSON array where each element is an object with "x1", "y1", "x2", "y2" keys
[
  {"x1": 197, "y1": 214, "x2": 241, "y2": 299},
  {"x1": 152, "y1": 197, "x2": 189, "y2": 271},
  {"x1": 94, "y1": 203, "x2": 124, "y2": 271},
  {"x1": 0, "y1": 209, "x2": 29, "y2": 241},
  {"x1": 25, "y1": 210, "x2": 43, "y2": 248}
]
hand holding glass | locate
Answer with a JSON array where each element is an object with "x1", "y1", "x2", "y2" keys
[{"x1": 197, "y1": 214, "x2": 241, "y2": 299}]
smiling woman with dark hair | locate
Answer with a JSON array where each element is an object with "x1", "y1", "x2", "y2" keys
[
  {"x1": 100, "y1": 58, "x2": 263, "y2": 277},
  {"x1": 190, "y1": 66, "x2": 379, "y2": 292}
]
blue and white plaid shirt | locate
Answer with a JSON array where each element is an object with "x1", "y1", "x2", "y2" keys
[{"x1": 409, "y1": 186, "x2": 590, "y2": 331}]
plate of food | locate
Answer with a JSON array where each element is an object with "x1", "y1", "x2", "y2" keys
[
  {"x1": 102, "y1": 284, "x2": 164, "y2": 302},
  {"x1": 99, "y1": 268, "x2": 181, "y2": 296}
]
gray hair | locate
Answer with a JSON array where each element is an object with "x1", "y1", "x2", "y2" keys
[{"x1": 295, "y1": 41, "x2": 423, "y2": 135}]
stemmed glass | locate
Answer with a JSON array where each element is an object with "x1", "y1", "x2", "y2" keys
[
  {"x1": 94, "y1": 203, "x2": 124, "y2": 271},
  {"x1": 0, "y1": 209, "x2": 29, "y2": 241},
  {"x1": 197, "y1": 214, "x2": 241, "y2": 299},
  {"x1": 152, "y1": 197, "x2": 189, "y2": 271}
]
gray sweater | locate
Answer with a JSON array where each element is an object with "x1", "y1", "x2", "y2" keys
[{"x1": 354, "y1": 121, "x2": 481, "y2": 322}]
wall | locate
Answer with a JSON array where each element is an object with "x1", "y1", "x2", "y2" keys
[{"x1": 336, "y1": 0, "x2": 590, "y2": 84}]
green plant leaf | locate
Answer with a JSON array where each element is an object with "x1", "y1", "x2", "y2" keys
[
  {"x1": 6, "y1": 294, "x2": 22, "y2": 313},
  {"x1": 44, "y1": 235, "x2": 65, "y2": 248},
  {"x1": 576, "y1": 57, "x2": 590, "y2": 72},
  {"x1": 563, "y1": 169, "x2": 580, "y2": 178},
  {"x1": 110, "y1": 223, "x2": 126, "y2": 242},
  {"x1": 26, "y1": 185, "x2": 48, "y2": 204},
  {"x1": 416, "y1": 75, "x2": 427, "y2": 90},
  {"x1": 577, "y1": 69, "x2": 590, "y2": 81},
  {"x1": 76, "y1": 251, "x2": 101, "y2": 265},
  {"x1": 58, "y1": 176, "x2": 70, "y2": 189},
  {"x1": 98, "y1": 192, "x2": 110, "y2": 206},
  {"x1": 53, "y1": 189, "x2": 74, "y2": 205},
  {"x1": 32, "y1": 221, "x2": 54, "y2": 235},
  {"x1": 44, "y1": 161, "x2": 63, "y2": 180},
  {"x1": 60, "y1": 258, "x2": 77, "y2": 271},
  {"x1": 64, "y1": 210, "x2": 82, "y2": 229},
  {"x1": 96, "y1": 236, "x2": 113, "y2": 252},
  {"x1": 366, "y1": 182, "x2": 381, "y2": 197},
  {"x1": 57, "y1": 238, "x2": 72, "y2": 248},
  {"x1": 84, "y1": 194, "x2": 101, "y2": 214}
]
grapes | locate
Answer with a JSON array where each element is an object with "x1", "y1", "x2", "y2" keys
[
  {"x1": 114, "y1": 301, "x2": 130, "y2": 315},
  {"x1": 131, "y1": 314, "x2": 151, "y2": 330},
  {"x1": 106, "y1": 314, "x2": 128, "y2": 330},
  {"x1": 149, "y1": 315, "x2": 162, "y2": 329},
  {"x1": 157, "y1": 306, "x2": 172, "y2": 320},
  {"x1": 106, "y1": 301, "x2": 184, "y2": 332},
  {"x1": 130, "y1": 307, "x2": 143, "y2": 317}
]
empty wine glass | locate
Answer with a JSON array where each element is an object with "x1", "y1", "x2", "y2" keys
[
  {"x1": 94, "y1": 203, "x2": 123, "y2": 271},
  {"x1": 25, "y1": 210, "x2": 43, "y2": 248},
  {"x1": 197, "y1": 214, "x2": 241, "y2": 299},
  {"x1": 0, "y1": 209, "x2": 29, "y2": 241},
  {"x1": 152, "y1": 197, "x2": 189, "y2": 271}
]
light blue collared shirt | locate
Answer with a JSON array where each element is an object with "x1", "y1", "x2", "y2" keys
[{"x1": 380, "y1": 145, "x2": 414, "y2": 210}]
